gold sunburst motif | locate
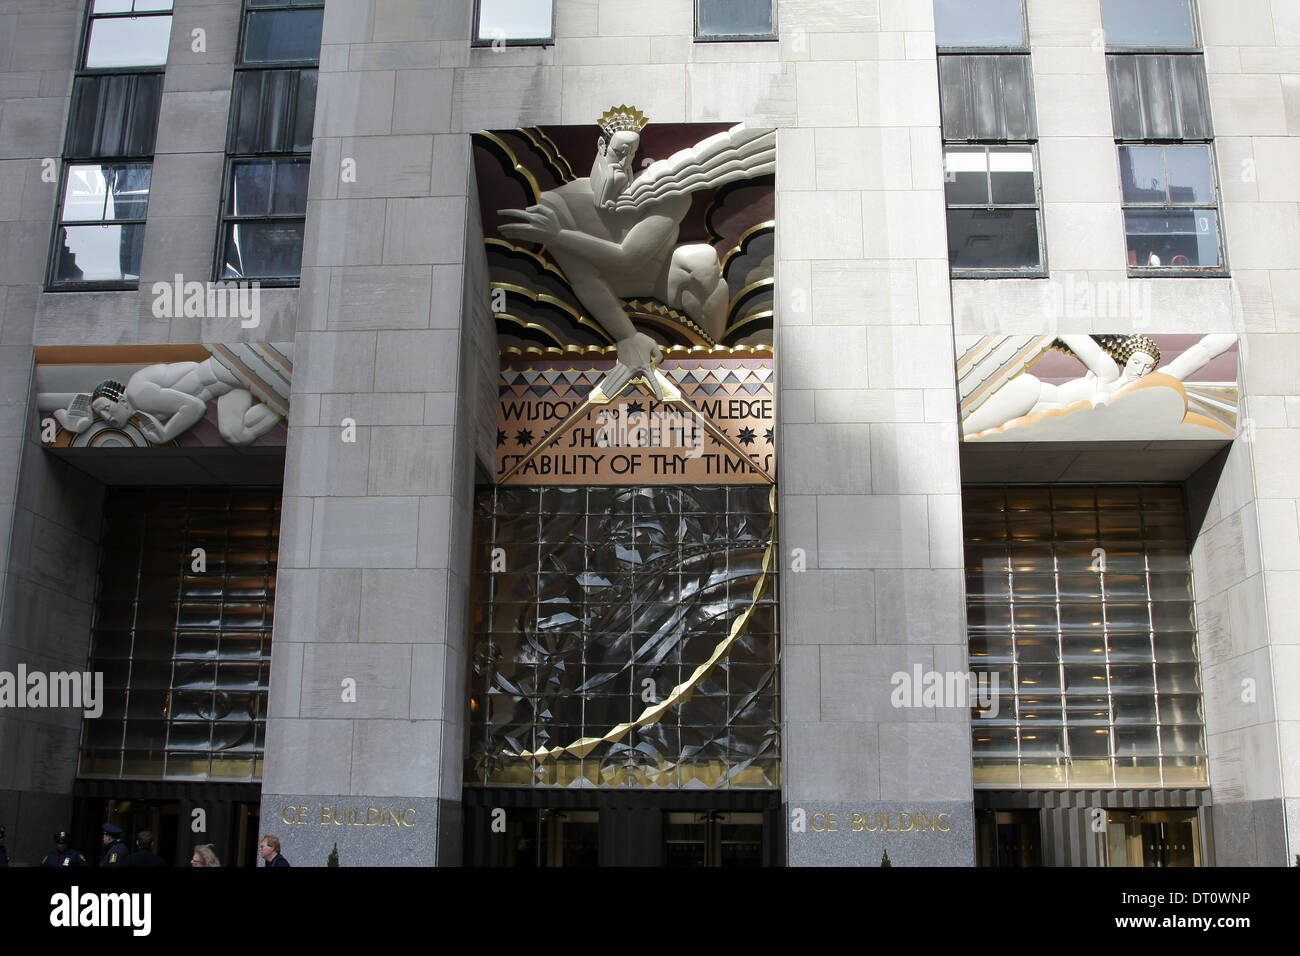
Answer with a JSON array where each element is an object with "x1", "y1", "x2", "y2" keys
[{"x1": 598, "y1": 104, "x2": 649, "y2": 141}]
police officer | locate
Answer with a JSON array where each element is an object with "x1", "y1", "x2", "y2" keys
[
  {"x1": 98, "y1": 823, "x2": 129, "y2": 867},
  {"x1": 41, "y1": 832, "x2": 88, "y2": 867}
]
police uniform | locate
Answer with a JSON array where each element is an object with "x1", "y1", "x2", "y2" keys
[
  {"x1": 99, "y1": 824, "x2": 129, "y2": 867},
  {"x1": 41, "y1": 832, "x2": 87, "y2": 867}
]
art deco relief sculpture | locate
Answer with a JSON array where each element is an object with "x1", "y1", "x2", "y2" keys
[
  {"x1": 498, "y1": 106, "x2": 775, "y2": 399},
  {"x1": 47, "y1": 347, "x2": 291, "y2": 447},
  {"x1": 961, "y1": 332, "x2": 1237, "y2": 438}
]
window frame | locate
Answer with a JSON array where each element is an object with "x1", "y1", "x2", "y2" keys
[
  {"x1": 944, "y1": 143, "x2": 1049, "y2": 279},
  {"x1": 47, "y1": 0, "x2": 171, "y2": 291},
  {"x1": 79, "y1": 0, "x2": 175, "y2": 74},
  {"x1": 471, "y1": 0, "x2": 556, "y2": 48},
  {"x1": 1115, "y1": 143, "x2": 1227, "y2": 277},
  {"x1": 47, "y1": 161, "x2": 153, "y2": 289},
  {"x1": 1101, "y1": 0, "x2": 1226, "y2": 277},
  {"x1": 693, "y1": 0, "x2": 778, "y2": 43},
  {"x1": 236, "y1": 0, "x2": 326, "y2": 69},
  {"x1": 933, "y1": 0, "x2": 1028, "y2": 53},
  {"x1": 215, "y1": 156, "x2": 311, "y2": 285}
]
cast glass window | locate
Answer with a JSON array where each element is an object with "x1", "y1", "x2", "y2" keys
[
  {"x1": 79, "y1": 488, "x2": 280, "y2": 782},
  {"x1": 51, "y1": 163, "x2": 151, "y2": 285},
  {"x1": 84, "y1": 0, "x2": 175, "y2": 69},
  {"x1": 696, "y1": 0, "x2": 777, "y2": 40},
  {"x1": 964, "y1": 485, "x2": 1207, "y2": 790},
  {"x1": 219, "y1": 158, "x2": 309, "y2": 280},
  {"x1": 473, "y1": 0, "x2": 555, "y2": 46},
  {"x1": 466, "y1": 485, "x2": 780, "y2": 790},
  {"x1": 934, "y1": 0, "x2": 1026, "y2": 49},
  {"x1": 1101, "y1": 0, "x2": 1197, "y2": 49}
]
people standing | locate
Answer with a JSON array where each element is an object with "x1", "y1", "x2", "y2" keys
[
  {"x1": 98, "y1": 823, "x2": 129, "y2": 867},
  {"x1": 127, "y1": 830, "x2": 166, "y2": 867},
  {"x1": 190, "y1": 844, "x2": 221, "y2": 867},
  {"x1": 41, "y1": 832, "x2": 87, "y2": 867},
  {"x1": 259, "y1": 834, "x2": 290, "y2": 867},
  {"x1": 0, "y1": 825, "x2": 8, "y2": 867}
]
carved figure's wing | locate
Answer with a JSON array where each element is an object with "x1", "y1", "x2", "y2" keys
[
  {"x1": 612, "y1": 124, "x2": 775, "y2": 211},
  {"x1": 957, "y1": 335, "x2": 1057, "y2": 423},
  {"x1": 205, "y1": 342, "x2": 294, "y2": 417}
]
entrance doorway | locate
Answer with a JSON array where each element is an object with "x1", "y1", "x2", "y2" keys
[{"x1": 1106, "y1": 809, "x2": 1200, "y2": 866}]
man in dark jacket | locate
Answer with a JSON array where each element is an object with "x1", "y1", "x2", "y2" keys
[
  {"x1": 98, "y1": 823, "x2": 129, "y2": 867},
  {"x1": 259, "y1": 834, "x2": 290, "y2": 867},
  {"x1": 41, "y1": 832, "x2": 88, "y2": 867},
  {"x1": 0, "y1": 825, "x2": 8, "y2": 867},
  {"x1": 126, "y1": 830, "x2": 166, "y2": 867}
]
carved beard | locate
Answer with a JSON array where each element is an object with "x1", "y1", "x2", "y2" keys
[{"x1": 592, "y1": 146, "x2": 632, "y2": 210}]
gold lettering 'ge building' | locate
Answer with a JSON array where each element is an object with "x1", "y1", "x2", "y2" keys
[{"x1": 0, "y1": 0, "x2": 1296, "y2": 868}]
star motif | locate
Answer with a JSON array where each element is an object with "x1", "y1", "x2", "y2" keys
[
  {"x1": 515, "y1": 429, "x2": 535, "y2": 447},
  {"x1": 737, "y1": 427, "x2": 757, "y2": 446},
  {"x1": 626, "y1": 400, "x2": 645, "y2": 415},
  {"x1": 764, "y1": 428, "x2": 774, "y2": 445},
  {"x1": 497, "y1": 429, "x2": 507, "y2": 447}
]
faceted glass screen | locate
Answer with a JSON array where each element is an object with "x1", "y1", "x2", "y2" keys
[
  {"x1": 466, "y1": 485, "x2": 780, "y2": 789},
  {"x1": 79, "y1": 488, "x2": 280, "y2": 781},
  {"x1": 964, "y1": 485, "x2": 1206, "y2": 788}
]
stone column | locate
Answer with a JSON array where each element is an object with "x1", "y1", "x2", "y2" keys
[{"x1": 776, "y1": 0, "x2": 974, "y2": 866}]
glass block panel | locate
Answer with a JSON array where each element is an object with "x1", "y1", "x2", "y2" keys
[
  {"x1": 466, "y1": 485, "x2": 778, "y2": 789},
  {"x1": 80, "y1": 488, "x2": 278, "y2": 781},
  {"x1": 965, "y1": 483, "x2": 1205, "y2": 788}
]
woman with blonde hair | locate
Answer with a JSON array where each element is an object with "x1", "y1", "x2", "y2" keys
[{"x1": 190, "y1": 844, "x2": 220, "y2": 867}]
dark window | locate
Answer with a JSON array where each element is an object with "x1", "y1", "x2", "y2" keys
[
  {"x1": 696, "y1": 0, "x2": 777, "y2": 40},
  {"x1": 65, "y1": 73, "x2": 164, "y2": 159},
  {"x1": 937, "y1": 45, "x2": 1045, "y2": 275},
  {"x1": 939, "y1": 54, "x2": 1037, "y2": 140},
  {"x1": 242, "y1": 2, "x2": 325, "y2": 64},
  {"x1": 228, "y1": 69, "x2": 317, "y2": 154},
  {"x1": 934, "y1": 0, "x2": 1026, "y2": 49},
  {"x1": 1119, "y1": 145, "x2": 1222, "y2": 269},
  {"x1": 219, "y1": 1, "x2": 321, "y2": 282},
  {"x1": 50, "y1": 163, "x2": 151, "y2": 285},
  {"x1": 945, "y1": 146, "x2": 1043, "y2": 272},
  {"x1": 1107, "y1": 54, "x2": 1211, "y2": 140},
  {"x1": 1101, "y1": 0, "x2": 1196, "y2": 49},
  {"x1": 84, "y1": 0, "x2": 175, "y2": 69},
  {"x1": 473, "y1": 0, "x2": 555, "y2": 46},
  {"x1": 219, "y1": 158, "x2": 309, "y2": 280}
]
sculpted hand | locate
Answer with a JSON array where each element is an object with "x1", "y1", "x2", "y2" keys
[
  {"x1": 498, "y1": 204, "x2": 562, "y2": 243},
  {"x1": 600, "y1": 332, "x2": 665, "y2": 401},
  {"x1": 136, "y1": 412, "x2": 167, "y2": 443}
]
